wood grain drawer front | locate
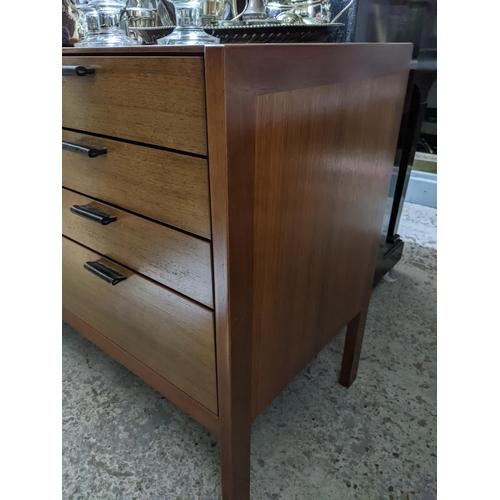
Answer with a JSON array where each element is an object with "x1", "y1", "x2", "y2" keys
[
  {"x1": 62, "y1": 189, "x2": 214, "y2": 308},
  {"x1": 62, "y1": 56, "x2": 207, "y2": 155},
  {"x1": 62, "y1": 130, "x2": 211, "y2": 239},
  {"x1": 62, "y1": 237, "x2": 217, "y2": 413}
]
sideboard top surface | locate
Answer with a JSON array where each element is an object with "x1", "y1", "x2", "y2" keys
[{"x1": 62, "y1": 42, "x2": 413, "y2": 58}]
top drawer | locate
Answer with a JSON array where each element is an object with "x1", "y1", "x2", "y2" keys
[{"x1": 62, "y1": 57, "x2": 207, "y2": 156}]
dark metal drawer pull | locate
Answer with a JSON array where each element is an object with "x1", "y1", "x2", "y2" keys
[
  {"x1": 62, "y1": 140, "x2": 107, "y2": 158},
  {"x1": 70, "y1": 204, "x2": 117, "y2": 225},
  {"x1": 84, "y1": 261, "x2": 127, "y2": 285},
  {"x1": 62, "y1": 65, "x2": 95, "y2": 77}
]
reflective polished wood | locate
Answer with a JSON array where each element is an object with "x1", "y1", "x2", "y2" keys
[
  {"x1": 62, "y1": 188, "x2": 214, "y2": 308},
  {"x1": 204, "y1": 43, "x2": 411, "y2": 500},
  {"x1": 62, "y1": 129, "x2": 211, "y2": 238},
  {"x1": 62, "y1": 237, "x2": 217, "y2": 413},
  {"x1": 63, "y1": 43, "x2": 412, "y2": 500},
  {"x1": 62, "y1": 56, "x2": 207, "y2": 155}
]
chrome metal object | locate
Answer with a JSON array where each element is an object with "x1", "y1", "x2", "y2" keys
[
  {"x1": 240, "y1": 0, "x2": 268, "y2": 21},
  {"x1": 125, "y1": 7, "x2": 159, "y2": 27}
]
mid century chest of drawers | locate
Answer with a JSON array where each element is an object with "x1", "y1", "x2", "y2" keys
[{"x1": 62, "y1": 43, "x2": 411, "y2": 499}]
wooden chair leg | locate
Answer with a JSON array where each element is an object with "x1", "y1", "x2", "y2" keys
[
  {"x1": 219, "y1": 422, "x2": 251, "y2": 500},
  {"x1": 339, "y1": 308, "x2": 369, "y2": 388}
]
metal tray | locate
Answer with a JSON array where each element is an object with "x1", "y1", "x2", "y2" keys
[{"x1": 129, "y1": 23, "x2": 344, "y2": 45}]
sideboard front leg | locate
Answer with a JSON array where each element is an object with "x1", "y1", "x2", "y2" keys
[
  {"x1": 339, "y1": 308, "x2": 369, "y2": 388},
  {"x1": 220, "y1": 419, "x2": 251, "y2": 500}
]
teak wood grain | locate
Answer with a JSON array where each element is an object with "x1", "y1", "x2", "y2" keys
[
  {"x1": 62, "y1": 236, "x2": 218, "y2": 413},
  {"x1": 62, "y1": 189, "x2": 214, "y2": 308},
  {"x1": 62, "y1": 56, "x2": 207, "y2": 155},
  {"x1": 62, "y1": 130, "x2": 211, "y2": 239},
  {"x1": 251, "y1": 74, "x2": 407, "y2": 417},
  {"x1": 61, "y1": 43, "x2": 412, "y2": 500},
  {"x1": 205, "y1": 47, "x2": 254, "y2": 500},
  {"x1": 204, "y1": 43, "x2": 411, "y2": 499}
]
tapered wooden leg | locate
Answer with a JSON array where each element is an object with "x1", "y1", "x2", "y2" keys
[
  {"x1": 219, "y1": 418, "x2": 251, "y2": 500},
  {"x1": 217, "y1": 323, "x2": 252, "y2": 499},
  {"x1": 339, "y1": 308, "x2": 369, "y2": 388}
]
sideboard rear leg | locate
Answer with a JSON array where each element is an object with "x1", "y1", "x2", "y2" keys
[{"x1": 339, "y1": 308, "x2": 369, "y2": 388}]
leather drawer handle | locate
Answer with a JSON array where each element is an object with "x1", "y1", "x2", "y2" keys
[
  {"x1": 62, "y1": 140, "x2": 107, "y2": 158},
  {"x1": 62, "y1": 65, "x2": 95, "y2": 77},
  {"x1": 84, "y1": 261, "x2": 127, "y2": 285},
  {"x1": 70, "y1": 204, "x2": 117, "y2": 225}
]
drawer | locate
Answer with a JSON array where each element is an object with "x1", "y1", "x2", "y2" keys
[
  {"x1": 62, "y1": 56, "x2": 207, "y2": 156},
  {"x1": 62, "y1": 189, "x2": 214, "y2": 308},
  {"x1": 62, "y1": 237, "x2": 217, "y2": 413},
  {"x1": 62, "y1": 130, "x2": 211, "y2": 239}
]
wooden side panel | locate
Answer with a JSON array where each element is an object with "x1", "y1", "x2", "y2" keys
[
  {"x1": 251, "y1": 75, "x2": 408, "y2": 417},
  {"x1": 62, "y1": 189, "x2": 214, "y2": 308},
  {"x1": 62, "y1": 56, "x2": 207, "y2": 155},
  {"x1": 205, "y1": 43, "x2": 411, "y2": 500},
  {"x1": 62, "y1": 237, "x2": 218, "y2": 413}
]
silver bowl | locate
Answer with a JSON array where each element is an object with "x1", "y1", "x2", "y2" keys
[{"x1": 125, "y1": 7, "x2": 159, "y2": 27}]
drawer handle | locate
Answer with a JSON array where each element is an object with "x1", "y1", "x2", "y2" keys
[
  {"x1": 84, "y1": 261, "x2": 127, "y2": 286},
  {"x1": 70, "y1": 204, "x2": 117, "y2": 225},
  {"x1": 62, "y1": 140, "x2": 107, "y2": 158},
  {"x1": 62, "y1": 65, "x2": 95, "y2": 77}
]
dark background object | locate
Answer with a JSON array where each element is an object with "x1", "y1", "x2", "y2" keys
[
  {"x1": 353, "y1": 0, "x2": 437, "y2": 284},
  {"x1": 329, "y1": 0, "x2": 359, "y2": 42}
]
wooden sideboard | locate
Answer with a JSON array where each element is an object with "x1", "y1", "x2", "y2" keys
[{"x1": 62, "y1": 43, "x2": 411, "y2": 499}]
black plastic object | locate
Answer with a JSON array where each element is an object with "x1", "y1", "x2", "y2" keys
[
  {"x1": 84, "y1": 261, "x2": 127, "y2": 285},
  {"x1": 62, "y1": 65, "x2": 96, "y2": 76},
  {"x1": 62, "y1": 141, "x2": 107, "y2": 158},
  {"x1": 70, "y1": 204, "x2": 117, "y2": 225}
]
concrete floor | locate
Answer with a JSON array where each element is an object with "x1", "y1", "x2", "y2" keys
[{"x1": 62, "y1": 201, "x2": 437, "y2": 500}]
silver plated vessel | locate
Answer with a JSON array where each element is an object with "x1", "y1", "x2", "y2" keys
[{"x1": 267, "y1": 0, "x2": 330, "y2": 24}]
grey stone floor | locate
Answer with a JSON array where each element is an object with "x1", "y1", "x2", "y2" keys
[{"x1": 62, "y1": 202, "x2": 437, "y2": 500}]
